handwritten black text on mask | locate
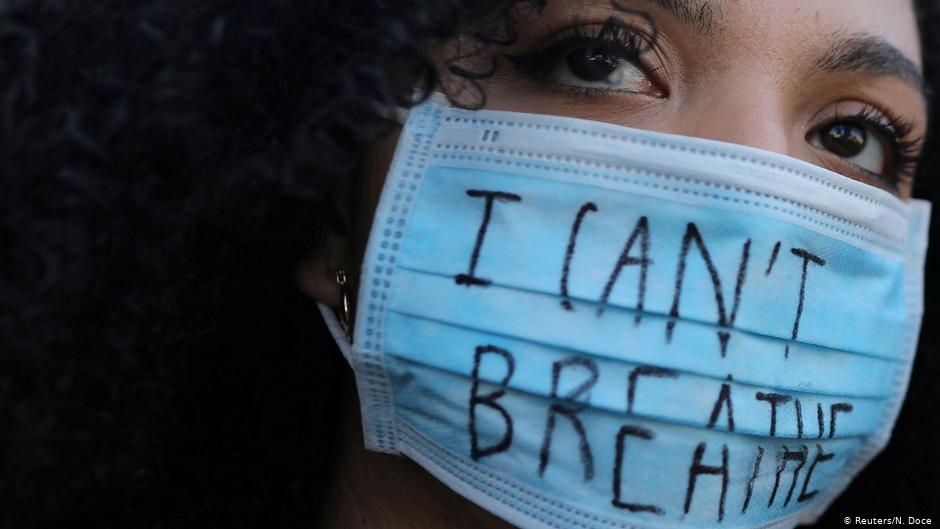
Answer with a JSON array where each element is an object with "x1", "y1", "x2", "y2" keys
[{"x1": 458, "y1": 189, "x2": 848, "y2": 522}]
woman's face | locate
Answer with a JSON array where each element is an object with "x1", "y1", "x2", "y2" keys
[{"x1": 307, "y1": 1, "x2": 926, "y2": 526}]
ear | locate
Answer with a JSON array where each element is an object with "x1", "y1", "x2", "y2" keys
[
  {"x1": 295, "y1": 148, "x2": 360, "y2": 308},
  {"x1": 296, "y1": 121, "x2": 403, "y2": 308},
  {"x1": 295, "y1": 229, "x2": 348, "y2": 308}
]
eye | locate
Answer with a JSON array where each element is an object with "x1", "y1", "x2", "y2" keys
[
  {"x1": 550, "y1": 44, "x2": 655, "y2": 93},
  {"x1": 505, "y1": 18, "x2": 664, "y2": 97},
  {"x1": 805, "y1": 106, "x2": 922, "y2": 191},
  {"x1": 809, "y1": 120, "x2": 887, "y2": 175}
]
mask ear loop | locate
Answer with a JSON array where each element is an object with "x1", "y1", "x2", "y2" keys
[
  {"x1": 335, "y1": 267, "x2": 353, "y2": 341},
  {"x1": 318, "y1": 300, "x2": 354, "y2": 366},
  {"x1": 316, "y1": 267, "x2": 356, "y2": 366}
]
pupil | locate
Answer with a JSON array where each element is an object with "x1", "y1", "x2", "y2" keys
[
  {"x1": 821, "y1": 122, "x2": 866, "y2": 158},
  {"x1": 567, "y1": 47, "x2": 618, "y2": 82}
]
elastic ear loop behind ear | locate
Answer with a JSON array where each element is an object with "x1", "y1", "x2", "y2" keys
[{"x1": 318, "y1": 302, "x2": 353, "y2": 366}]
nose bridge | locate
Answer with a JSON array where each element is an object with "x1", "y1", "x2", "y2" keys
[{"x1": 676, "y1": 75, "x2": 794, "y2": 157}]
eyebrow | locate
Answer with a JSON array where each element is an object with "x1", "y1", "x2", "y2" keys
[
  {"x1": 813, "y1": 34, "x2": 925, "y2": 94},
  {"x1": 622, "y1": 0, "x2": 719, "y2": 37}
]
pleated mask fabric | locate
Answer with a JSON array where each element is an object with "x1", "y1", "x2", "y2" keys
[{"x1": 320, "y1": 93, "x2": 931, "y2": 529}]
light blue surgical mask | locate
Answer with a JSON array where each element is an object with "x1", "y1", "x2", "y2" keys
[{"x1": 319, "y1": 93, "x2": 931, "y2": 529}]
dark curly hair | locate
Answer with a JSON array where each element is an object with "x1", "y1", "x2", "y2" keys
[{"x1": 1, "y1": 1, "x2": 938, "y2": 528}]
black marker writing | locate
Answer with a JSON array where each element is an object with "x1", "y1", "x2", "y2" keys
[
  {"x1": 766, "y1": 241, "x2": 782, "y2": 275},
  {"x1": 785, "y1": 248, "x2": 826, "y2": 357},
  {"x1": 684, "y1": 442, "x2": 729, "y2": 522},
  {"x1": 456, "y1": 190, "x2": 522, "y2": 287},
  {"x1": 469, "y1": 345, "x2": 515, "y2": 461},
  {"x1": 539, "y1": 357, "x2": 599, "y2": 481},
  {"x1": 707, "y1": 374, "x2": 735, "y2": 432},
  {"x1": 612, "y1": 425, "x2": 664, "y2": 515},
  {"x1": 798, "y1": 444, "x2": 835, "y2": 502},
  {"x1": 829, "y1": 403, "x2": 854, "y2": 439},
  {"x1": 627, "y1": 366, "x2": 678, "y2": 414},
  {"x1": 755, "y1": 392, "x2": 792, "y2": 437},
  {"x1": 667, "y1": 223, "x2": 751, "y2": 356},
  {"x1": 768, "y1": 445, "x2": 808, "y2": 508},
  {"x1": 560, "y1": 202, "x2": 598, "y2": 311},
  {"x1": 598, "y1": 216, "x2": 652, "y2": 324},
  {"x1": 783, "y1": 445, "x2": 808, "y2": 507},
  {"x1": 794, "y1": 399, "x2": 803, "y2": 438},
  {"x1": 816, "y1": 403, "x2": 825, "y2": 439},
  {"x1": 742, "y1": 446, "x2": 764, "y2": 514}
]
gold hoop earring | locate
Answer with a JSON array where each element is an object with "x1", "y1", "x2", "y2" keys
[{"x1": 335, "y1": 267, "x2": 353, "y2": 341}]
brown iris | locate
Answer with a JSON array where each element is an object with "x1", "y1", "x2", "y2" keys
[
  {"x1": 566, "y1": 47, "x2": 620, "y2": 82},
  {"x1": 819, "y1": 122, "x2": 867, "y2": 158}
]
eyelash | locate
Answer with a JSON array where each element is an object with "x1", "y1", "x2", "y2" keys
[
  {"x1": 825, "y1": 106, "x2": 922, "y2": 189},
  {"x1": 504, "y1": 18, "x2": 652, "y2": 94}
]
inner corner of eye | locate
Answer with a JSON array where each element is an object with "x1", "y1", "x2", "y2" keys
[{"x1": 805, "y1": 127, "x2": 823, "y2": 146}]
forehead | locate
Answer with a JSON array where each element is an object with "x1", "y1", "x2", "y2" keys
[{"x1": 705, "y1": 0, "x2": 921, "y2": 68}]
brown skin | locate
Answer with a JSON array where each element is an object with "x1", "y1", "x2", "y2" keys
[{"x1": 298, "y1": 1, "x2": 926, "y2": 527}]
